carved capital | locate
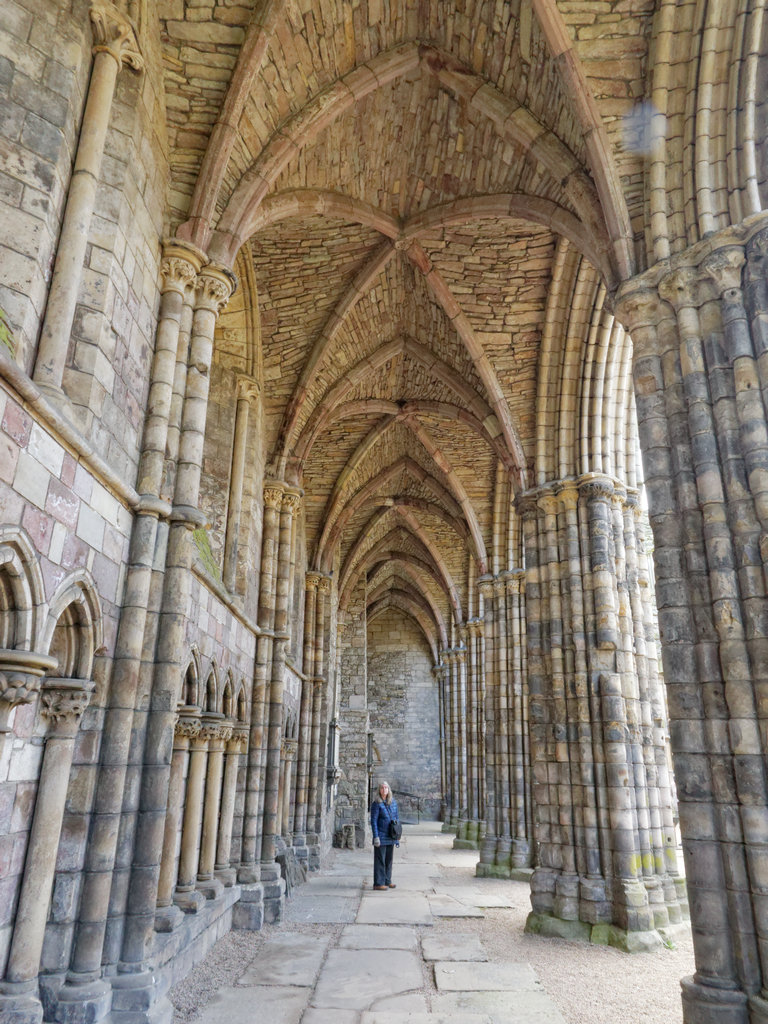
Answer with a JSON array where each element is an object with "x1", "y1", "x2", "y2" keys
[
  {"x1": 175, "y1": 714, "x2": 201, "y2": 740},
  {"x1": 195, "y1": 265, "x2": 236, "y2": 314},
  {"x1": 236, "y1": 374, "x2": 261, "y2": 402},
  {"x1": 281, "y1": 489, "x2": 303, "y2": 516},
  {"x1": 702, "y1": 246, "x2": 746, "y2": 301},
  {"x1": 0, "y1": 651, "x2": 58, "y2": 710},
  {"x1": 515, "y1": 492, "x2": 539, "y2": 523},
  {"x1": 557, "y1": 482, "x2": 579, "y2": 511},
  {"x1": 579, "y1": 474, "x2": 614, "y2": 504},
  {"x1": 40, "y1": 679, "x2": 94, "y2": 736},
  {"x1": 230, "y1": 726, "x2": 249, "y2": 752},
  {"x1": 318, "y1": 575, "x2": 332, "y2": 595},
  {"x1": 658, "y1": 268, "x2": 699, "y2": 311},
  {"x1": 90, "y1": 1, "x2": 144, "y2": 71},
  {"x1": 305, "y1": 572, "x2": 321, "y2": 592},
  {"x1": 745, "y1": 227, "x2": 768, "y2": 283},
  {"x1": 614, "y1": 286, "x2": 666, "y2": 333},
  {"x1": 282, "y1": 737, "x2": 298, "y2": 760},
  {"x1": 477, "y1": 573, "x2": 495, "y2": 596},
  {"x1": 160, "y1": 255, "x2": 198, "y2": 296},
  {"x1": 263, "y1": 483, "x2": 284, "y2": 509}
]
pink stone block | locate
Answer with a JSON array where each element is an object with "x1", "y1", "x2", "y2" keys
[
  {"x1": 1, "y1": 399, "x2": 32, "y2": 447},
  {"x1": 62, "y1": 531, "x2": 89, "y2": 569},
  {"x1": 46, "y1": 476, "x2": 79, "y2": 529},
  {"x1": 61, "y1": 452, "x2": 77, "y2": 488},
  {"x1": 21, "y1": 503, "x2": 53, "y2": 555},
  {"x1": 0, "y1": 433, "x2": 19, "y2": 484}
]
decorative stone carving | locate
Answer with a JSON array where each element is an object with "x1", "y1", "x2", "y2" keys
[
  {"x1": 90, "y1": 1, "x2": 144, "y2": 71},
  {"x1": 281, "y1": 490, "x2": 303, "y2": 517},
  {"x1": 702, "y1": 246, "x2": 746, "y2": 300},
  {"x1": 263, "y1": 484, "x2": 284, "y2": 509},
  {"x1": 658, "y1": 267, "x2": 700, "y2": 311},
  {"x1": 160, "y1": 255, "x2": 198, "y2": 296},
  {"x1": 0, "y1": 650, "x2": 58, "y2": 717},
  {"x1": 40, "y1": 679, "x2": 94, "y2": 736},
  {"x1": 195, "y1": 266, "x2": 235, "y2": 314}
]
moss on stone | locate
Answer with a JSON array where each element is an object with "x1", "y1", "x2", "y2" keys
[
  {"x1": 193, "y1": 527, "x2": 222, "y2": 583},
  {"x1": 0, "y1": 306, "x2": 15, "y2": 357}
]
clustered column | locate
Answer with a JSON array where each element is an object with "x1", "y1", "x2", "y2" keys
[
  {"x1": 476, "y1": 571, "x2": 531, "y2": 878},
  {"x1": 306, "y1": 574, "x2": 331, "y2": 867},
  {"x1": 617, "y1": 219, "x2": 768, "y2": 1021},
  {"x1": 0, "y1": 680, "x2": 93, "y2": 1022},
  {"x1": 519, "y1": 477, "x2": 682, "y2": 948}
]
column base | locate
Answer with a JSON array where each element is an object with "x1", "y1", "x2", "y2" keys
[
  {"x1": 232, "y1": 883, "x2": 265, "y2": 931},
  {"x1": 681, "y1": 977, "x2": 748, "y2": 1024},
  {"x1": 154, "y1": 904, "x2": 185, "y2": 933},
  {"x1": 525, "y1": 911, "x2": 668, "y2": 952},
  {"x1": 478, "y1": 833, "x2": 497, "y2": 865},
  {"x1": 475, "y1": 861, "x2": 533, "y2": 882},
  {"x1": 196, "y1": 878, "x2": 225, "y2": 901},
  {"x1": 306, "y1": 833, "x2": 320, "y2": 871},
  {"x1": 46, "y1": 978, "x2": 112, "y2": 1024},
  {"x1": 104, "y1": 970, "x2": 172, "y2": 1024},
  {"x1": 0, "y1": 982, "x2": 43, "y2": 1024},
  {"x1": 237, "y1": 863, "x2": 261, "y2": 884},
  {"x1": 173, "y1": 888, "x2": 206, "y2": 914},
  {"x1": 260, "y1": 863, "x2": 286, "y2": 923},
  {"x1": 214, "y1": 867, "x2": 237, "y2": 887},
  {"x1": 749, "y1": 993, "x2": 768, "y2": 1024}
]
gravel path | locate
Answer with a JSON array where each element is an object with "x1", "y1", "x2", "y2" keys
[{"x1": 170, "y1": 836, "x2": 694, "y2": 1024}]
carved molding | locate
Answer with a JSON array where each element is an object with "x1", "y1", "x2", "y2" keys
[{"x1": 0, "y1": 650, "x2": 58, "y2": 710}]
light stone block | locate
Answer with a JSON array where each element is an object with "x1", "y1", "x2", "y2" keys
[
  {"x1": 311, "y1": 949, "x2": 423, "y2": 1009},
  {"x1": 433, "y1": 962, "x2": 539, "y2": 992},
  {"x1": 13, "y1": 448, "x2": 50, "y2": 509}
]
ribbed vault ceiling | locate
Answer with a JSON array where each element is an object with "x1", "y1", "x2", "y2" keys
[{"x1": 161, "y1": 0, "x2": 651, "y2": 654}]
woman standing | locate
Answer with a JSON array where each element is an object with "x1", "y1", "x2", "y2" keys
[{"x1": 370, "y1": 780, "x2": 399, "y2": 890}]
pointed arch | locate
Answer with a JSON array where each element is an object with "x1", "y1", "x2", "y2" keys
[
  {"x1": 43, "y1": 570, "x2": 103, "y2": 681},
  {"x1": 0, "y1": 526, "x2": 46, "y2": 651}
]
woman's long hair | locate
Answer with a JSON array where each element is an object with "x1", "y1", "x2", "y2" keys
[{"x1": 376, "y1": 780, "x2": 392, "y2": 805}]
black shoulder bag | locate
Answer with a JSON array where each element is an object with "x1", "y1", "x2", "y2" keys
[{"x1": 388, "y1": 805, "x2": 402, "y2": 840}]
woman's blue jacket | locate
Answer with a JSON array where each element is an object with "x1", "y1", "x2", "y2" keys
[{"x1": 370, "y1": 798, "x2": 399, "y2": 846}]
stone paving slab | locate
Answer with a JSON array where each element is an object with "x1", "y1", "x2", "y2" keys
[
  {"x1": 238, "y1": 932, "x2": 329, "y2": 986},
  {"x1": 303, "y1": 878, "x2": 365, "y2": 896},
  {"x1": 195, "y1": 984, "x2": 310, "y2": 1024},
  {"x1": 433, "y1": 962, "x2": 539, "y2": 991},
  {"x1": 363, "y1": 1014, "x2": 492, "y2": 1024},
  {"x1": 312, "y1": 948, "x2": 423, "y2": 1009},
  {"x1": 283, "y1": 895, "x2": 359, "y2": 923},
  {"x1": 304, "y1": 1010, "x2": 358, "y2": 1024},
  {"x1": 437, "y1": 886, "x2": 515, "y2": 907},
  {"x1": 428, "y1": 895, "x2": 483, "y2": 918},
  {"x1": 431, "y1": 990, "x2": 568, "y2": 1024},
  {"x1": 339, "y1": 924, "x2": 419, "y2": 949},
  {"x1": 421, "y1": 934, "x2": 486, "y2": 961},
  {"x1": 387, "y1": 866, "x2": 440, "y2": 890},
  {"x1": 356, "y1": 892, "x2": 433, "y2": 926}
]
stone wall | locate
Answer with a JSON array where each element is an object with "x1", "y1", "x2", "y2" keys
[{"x1": 367, "y1": 608, "x2": 441, "y2": 821}]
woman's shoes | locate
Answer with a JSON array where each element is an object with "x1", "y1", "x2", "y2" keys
[
  {"x1": 387, "y1": 884, "x2": 396, "y2": 888},
  {"x1": 373, "y1": 885, "x2": 388, "y2": 890}
]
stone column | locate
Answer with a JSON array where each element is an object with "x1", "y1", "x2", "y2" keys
[
  {"x1": 433, "y1": 663, "x2": 448, "y2": 822},
  {"x1": 55, "y1": 245, "x2": 204, "y2": 1020},
  {"x1": 215, "y1": 726, "x2": 248, "y2": 887},
  {"x1": 0, "y1": 679, "x2": 92, "y2": 1024},
  {"x1": 454, "y1": 642, "x2": 469, "y2": 839},
  {"x1": 616, "y1": 225, "x2": 768, "y2": 1021},
  {"x1": 307, "y1": 574, "x2": 330, "y2": 860},
  {"x1": 113, "y1": 264, "x2": 234, "y2": 1007},
  {"x1": 477, "y1": 575, "x2": 497, "y2": 869},
  {"x1": 260, "y1": 487, "x2": 300, "y2": 918},
  {"x1": 294, "y1": 572, "x2": 320, "y2": 855},
  {"x1": 280, "y1": 738, "x2": 298, "y2": 838},
  {"x1": 505, "y1": 570, "x2": 531, "y2": 868},
  {"x1": 520, "y1": 473, "x2": 680, "y2": 948},
  {"x1": 492, "y1": 573, "x2": 512, "y2": 869},
  {"x1": 223, "y1": 376, "x2": 260, "y2": 591},
  {"x1": 197, "y1": 717, "x2": 231, "y2": 899},
  {"x1": 173, "y1": 731, "x2": 208, "y2": 914},
  {"x1": 33, "y1": 2, "x2": 143, "y2": 400},
  {"x1": 441, "y1": 648, "x2": 457, "y2": 830},
  {"x1": 155, "y1": 710, "x2": 198, "y2": 932},
  {"x1": 238, "y1": 482, "x2": 282, "y2": 889}
]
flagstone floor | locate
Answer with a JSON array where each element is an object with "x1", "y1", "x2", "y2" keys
[{"x1": 170, "y1": 822, "x2": 694, "y2": 1024}]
